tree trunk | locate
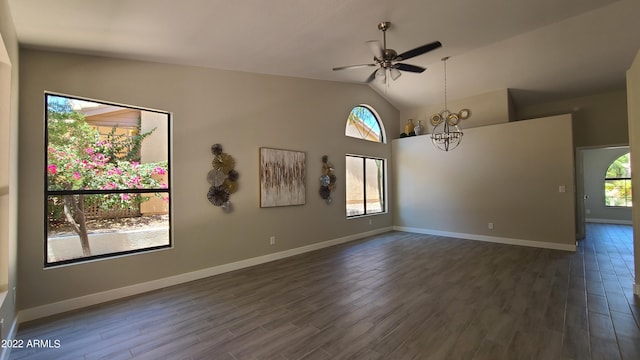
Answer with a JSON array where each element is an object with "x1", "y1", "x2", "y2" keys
[{"x1": 63, "y1": 194, "x2": 92, "y2": 256}]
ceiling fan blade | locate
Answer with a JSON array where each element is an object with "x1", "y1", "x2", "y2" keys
[
  {"x1": 365, "y1": 69, "x2": 378, "y2": 83},
  {"x1": 397, "y1": 41, "x2": 442, "y2": 61},
  {"x1": 395, "y1": 63, "x2": 426, "y2": 73},
  {"x1": 366, "y1": 40, "x2": 383, "y2": 59},
  {"x1": 333, "y1": 63, "x2": 376, "y2": 71}
]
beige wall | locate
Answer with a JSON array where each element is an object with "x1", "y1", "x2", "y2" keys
[
  {"x1": 399, "y1": 89, "x2": 512, "y2": 136},
  {"x1": 392, "y1": 114, "x2": 576, "y2": 248},
  {"x1": 0, "y1": 0, "x2": 19, "y2": 346},
  {"x1": 17, "y1": 49, "x2": 399, "y2": 310},
  {"x1": 626, "y1": 49, "x2": 640, "y2": 296},
  {"x1": 516, "y1": 89, "x2": 628, "y2": 147},
  {"x1": 582, "y1": 146, "x2": 632, "y2": 224}
]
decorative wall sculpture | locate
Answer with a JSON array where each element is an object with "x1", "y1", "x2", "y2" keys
[
  {"x1": 260, "y1": 147, "x2": 306, "y2": 207},
  {"x1": 319, "y1": 155, "x2": 336, "y2": 204},
  {"x1": 207, "y1": 144, "x2": 239, "y2": 211}
]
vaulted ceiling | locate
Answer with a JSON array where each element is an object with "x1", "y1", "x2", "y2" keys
[{"x1": 8, "y1": 0, "x2": 640, "y2": 111}]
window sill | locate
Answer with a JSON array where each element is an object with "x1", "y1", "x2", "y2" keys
[{"x1": 347, "y1": 212, "x2": 387, "y2": 219}]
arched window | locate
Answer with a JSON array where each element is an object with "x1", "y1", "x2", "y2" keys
[
  {"x1": 345, "y1": 105, "x2": 385, "y2": 143},
  {"x1": 345, "y1": 105, "x2": 386, "y2": 217},
  {"x1": 604, "y1": 152, "x2": 631, "y2": 207}
]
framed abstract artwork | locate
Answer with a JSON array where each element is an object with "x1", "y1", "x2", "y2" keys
[{"x1": 259, "y1": 147, "x2": 306, "y2": 207}]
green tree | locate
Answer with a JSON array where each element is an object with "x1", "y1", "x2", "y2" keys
[{"x1": 605, "y1": 153, "x2": 632, "y2": 207}]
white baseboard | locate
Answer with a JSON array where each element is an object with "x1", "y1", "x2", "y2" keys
[
  {"x1": 0, "y1": 316, "x2": 18, "y2": 360},
  {"x1": 18, "y1": 227, "x2": 392, "y2": 324},
  {"x1": 585, "y1": 218, "x2": 633, "y2": 225},
  {"x1": 393, "y1": 226, "x2": 576, "y2": 252}
]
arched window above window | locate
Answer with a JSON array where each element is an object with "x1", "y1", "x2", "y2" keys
[
  {"x1": 345, "y1": 105, "x2": 385, "y2": 143},
  {"x1": 604, "y1": 152, "x2": 631, "y2": 207}
]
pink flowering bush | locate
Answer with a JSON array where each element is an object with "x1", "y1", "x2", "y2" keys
[{"x1": 48, "y1": 140, "x2": 167, "y2": 214}]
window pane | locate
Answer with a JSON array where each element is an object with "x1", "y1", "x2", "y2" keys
[
  {"x1": 604, "y1": 179, "x2": 632, "y2": 207},
  {"x1": 365, "y1": 158, "x2": 384, "y2": 214},
  {"x1": 346, "y1": 156, "x2": 365, "y2": 216},
  {"x1": 47, "y1": 193, "x2": 170, "y2": 263},
  {"x1": 345, "y1": 106, "x2": 383, "y2": 142},
  {"x1": 605, "y1": 153, "x2": 631, "y2": 179},
  {"x1": 46, "y1": 95, "x2": 169, "y2": 192}
]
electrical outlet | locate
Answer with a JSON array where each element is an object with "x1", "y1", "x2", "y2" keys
[
  {"x1": 369, "y1": 219, "x2": 373, "y2": 225},
  {"x1": 488, "y1": 222, "x2": 494, "y2": 230},
  {"x1": 269, "y1": 236, "x2": 276, "y2": 245}
]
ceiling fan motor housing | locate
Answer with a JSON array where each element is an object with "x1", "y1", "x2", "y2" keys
[{"x1": 383, "y1": 49, "x2": 397, "y2": 61}]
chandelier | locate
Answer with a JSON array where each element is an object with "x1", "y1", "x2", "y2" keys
[{"x1": 430, "y1": 56, "x2": 471, "y2": 151}]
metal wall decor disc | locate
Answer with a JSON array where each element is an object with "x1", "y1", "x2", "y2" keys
[
  {"x1": 459, "y1": 109, "x2": 471, "y2": 120},
  {"x1": 320, "y1": 174, "x2": 331, "y2": 186},
  {"x1": 447, "y1": 113, "x2": 460, "y2": 126},
  {"x1": 223, "y1": 179, "x2": 239, "y2": 194},
  {"x1": 212, "y1": 153, "x2": 235, "y2": 174},
  {"x1": 319, "y1": 185, "x2": 331, "y2": 199},
  {"x1": 207, "y1": 169, "x2": 226, "y2": 186}
]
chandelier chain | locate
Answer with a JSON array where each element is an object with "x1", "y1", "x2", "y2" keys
[{"x1": 443, "y1": 57, "x2": 447, "y2": 110}]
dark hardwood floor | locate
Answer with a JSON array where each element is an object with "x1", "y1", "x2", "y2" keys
[{"x1": 8, "y1": 224, "x2": 640, "y2": 360}]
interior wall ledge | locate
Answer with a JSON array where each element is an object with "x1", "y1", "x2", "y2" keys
[{"x1": 393, "y1": 226, "x2": 576, "y2": 252}]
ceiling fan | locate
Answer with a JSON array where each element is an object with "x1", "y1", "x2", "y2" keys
[{"x1": 333, "y1": 21, "x2": 442, "y2": 83}]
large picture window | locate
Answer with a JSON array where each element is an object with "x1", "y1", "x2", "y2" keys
[
  {"x1": 45, "y1": 93, "x2": 171, "y2": 266},
  {"x1": 346, "y1": 155, "x2": 386, "y2": 217},
  {"x1": 604, "y1": 152, "x2": 631, "y2": 207}
]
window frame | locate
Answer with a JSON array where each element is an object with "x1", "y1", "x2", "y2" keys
[
  {"x1": 44, "y1": 92, "x2": 172, "y2": 267},
  {"x1": 345, "y1": 154, "x2": 387, "y2": 218},
  {"x1": 604, "y1": 152, "x2": 632, "y2": 208},
  {"x1": 345, "y1": 105, "x2": 386, "y2": 143}
]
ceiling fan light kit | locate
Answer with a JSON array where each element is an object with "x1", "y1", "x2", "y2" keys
[
  {"x1": 430, "y1": 56, "x2": 471, "y2": 152},
  {"x1": 333, "y1": 21, "x2": 442, "y2": 84}
]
